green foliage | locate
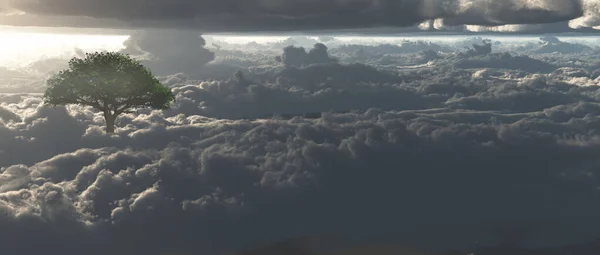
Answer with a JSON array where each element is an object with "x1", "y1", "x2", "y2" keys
[
  {"x1": 44, "y1": 51, "x2": 174, "y2": 112},
  {"x1": 43, "y1": 52, "x2": 175, "y2": 132}
]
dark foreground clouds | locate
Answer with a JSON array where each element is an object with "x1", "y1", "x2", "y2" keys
[
  {"x1": 4, "y1": 37, "x2": 600, "y2": 255},
  {"x1": 0, "y1": 0, "x2": 590, "y2": 31},
  {"x1": 3, "y1": 45, "x2": 600, "y2": 255},
  {"x1": 3, "y1": 98, "x2": 600, "y2": 255}
]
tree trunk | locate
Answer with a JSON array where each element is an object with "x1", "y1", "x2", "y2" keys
[{"x1": 105, "y1": 114, "x2": 116, "y2": 134}]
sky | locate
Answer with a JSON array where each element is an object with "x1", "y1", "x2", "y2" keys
[
  {"x1": 4, "y1": 1, "x2": 600, "y2": 255},
  {"x1": 1, "y1": 31, "x2": 600, "y2": 67},
  {"x1": 0, "y1": 30, "x2": 126, "y2": 67}
]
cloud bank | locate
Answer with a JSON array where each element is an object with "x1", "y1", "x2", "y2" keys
[
  {"x1": 3, "y1": 38, "x2": 600, "y2": 255},
  {"x1": 120, "y1": 30, "x2": 215, "y2": 77},
  {"x1": 0, "y1": 0, "x2": 591, "y2": 32}
]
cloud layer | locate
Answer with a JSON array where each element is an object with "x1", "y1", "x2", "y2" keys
[
  {"x1": 0, "y1": 0, "x2": 592, "y2": 32},
  {"x1": 3, "y1": 38, "x2": 600, "y2": 254}
]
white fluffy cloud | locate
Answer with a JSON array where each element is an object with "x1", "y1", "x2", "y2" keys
[{"x1": 569, "y1": 0, "x2": 600, "y2": 29}]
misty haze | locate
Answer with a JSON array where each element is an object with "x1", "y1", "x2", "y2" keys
[{"x1": 4, "y1": 1, "x2": 600, "y2": 255}]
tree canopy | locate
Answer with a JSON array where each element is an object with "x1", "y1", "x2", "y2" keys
[{"x1": 44, "y1": 51, "x2": 174, "y2": 133}]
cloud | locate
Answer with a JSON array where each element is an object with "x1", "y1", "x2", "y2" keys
[
  {"x1": 464, "y1": 40, "x2": 493, "y2": 56},
  {"x1": 464, "y1": 24, "x2": 546, "y2": 32},
  {"x1": 533, "y1": 36, "x2": 593, "y2": 54},
  {"x1": 447, "y1": 42, "x2": 558, "y2": 73},
  {"x1": 0, "y1": 67, "x2": 45, "y2": 93},
  {"x1": 430, "y1": 0, "x2": 583, "y2": 26},
  {"x1": 0, "y1": 0, "x2": 586, "y2": 31},
  {"x1": 276, "y1": 43, "x2": 338, "y2": 67},
  {"x1": 569, "y1": 0, "x2": 600, "y2": 29},
  {"x1": 333, "y1": 41, "x2": 449, "y2": 57},
  {"x1": 454, "y1": 53, "x2": 557, "y2": 73},
  {"x1": 4, "y1": 38, "x2": 600, "y2": 255},
  {"x1": 0, "y1": 105, "x2": 20, "y2": 122},
  {"x1": 120, "y1": 30, "x2": 215, "y2": 77},
  {"x1": 3, "y1": 91, "x2": 600, "y2": 254}
]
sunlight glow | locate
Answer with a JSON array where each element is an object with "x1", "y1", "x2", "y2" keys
[
  {"x1": 2, "y1": 29, "x2": 600, "y2": 69},
  {"x1": 0, "y1": 30, "x2": 128, "y2": 67}
]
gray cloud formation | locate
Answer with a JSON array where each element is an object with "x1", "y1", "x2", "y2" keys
[
  {"x1": 120, "y1": 30, "x2": 215, "y2": 77},
  {"x1": 276, "y1": 43, "x2": 338, "y2": 67},
  {"x1": 0, "y1": 0, "x2": 588, "y2": 31},
  {"x1": 2, "y1": 88, "x2": 600, "y2": 255},
  {"x1": 3, "y1": 38, "x2": 600, "y2": 255},
  {"x1": 569, "y1": 0, "x2": 600, "y2": 29}
]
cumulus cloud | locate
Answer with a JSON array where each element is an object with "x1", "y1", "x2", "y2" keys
[
  {"x1": 569, "y1": 0, "x2": 600, "y2": 29},
  {"x1": 276, "y1": 43, "x2": 338, "y2": 67},
  {"x1": 533, "y1": 36, "x2": 593, "y2": 54},
  {"x1": 271, "y1": 37, "x2": 322, "y2": 50},
  {"x1": 0, "y1": 105, "x2": 20, "y2": 122},
  {"x1": 3, "y1": 88, "x2": 600, "y2": 254},
  {"x1": 464, "y1": 40, "x2": 493, "y2": 56},
  {"x1": 431, "y1": 0, "x2": 582, "y2": 26},
  {"x1": 0, "y1": 0, "x2": 586, "y2": 31},
  {"x1": 120, "y1": 29, "x2": 215, "y2": 77},
  {"x1": 4, "y1": 38, "x2": 600, "y2": 255},
  {"x1": 454, "y1": 53, "x2": 557, "y2": 73},
  {"x1": 464, "y1": 24, "x2": 546, "y2": 32},
  {"x1": 444, "y1": 41, "x2": 557, "y2": 73},
  {"x1": 329, "y1": 42, "x2": 449, "y2": 68}
]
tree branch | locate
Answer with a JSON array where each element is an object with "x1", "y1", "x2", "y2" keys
[
  {"x1": 75, "y1": 97, "x2": 103, "y2": 109},
  {"x1": 113, "y1": 96, "x2": 147, "y2": 115}
]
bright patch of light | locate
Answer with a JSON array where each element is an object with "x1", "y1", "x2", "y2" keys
[
  {"x1": 0, "y1": 30, "x2": 128, "y2": 67},
  {"x1": 209, "y1": 35, "x2": 294, "y2": 44}
]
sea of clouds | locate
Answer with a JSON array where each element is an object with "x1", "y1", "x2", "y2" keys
[{"x1": 2, "y1": 34, "x2": 600, "y2": 254}]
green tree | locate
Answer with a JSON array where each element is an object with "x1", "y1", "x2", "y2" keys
[{"x1": 44, "y1": 52, "x2": 174, "y2": 133}]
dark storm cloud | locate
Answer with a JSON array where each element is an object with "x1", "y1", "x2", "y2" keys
[
  {"x1": 0, "y1": 0, "x2": 586, "y2": 31},
  {"x1": 437, "y1": 0, "x2": 583, "y2": 26}
]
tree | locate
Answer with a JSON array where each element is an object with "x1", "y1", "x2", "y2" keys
[{"x1": 44, "y1": 52, "x2": 174, "y2": 133}]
